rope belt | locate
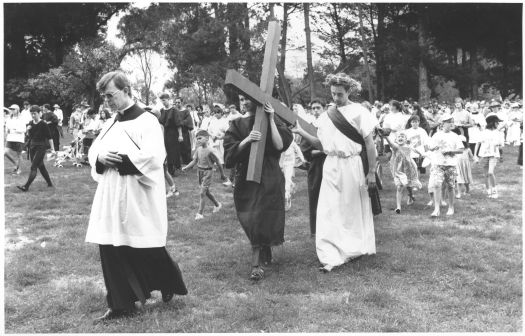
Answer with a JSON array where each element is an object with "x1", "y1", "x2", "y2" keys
[{"x1": 326, "y1": 151, "x2": 359, "y2": 159}]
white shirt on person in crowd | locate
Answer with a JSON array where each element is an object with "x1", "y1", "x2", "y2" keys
[{"x1": 429, "y1": 130, "x2": 464, "y2": 166}]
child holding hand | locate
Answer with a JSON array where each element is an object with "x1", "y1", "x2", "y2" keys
[
  {"x1": 182, "y1": 129, "x2": 222, "y2": 220},
  {"x1": 382, "y1": 129, "x2": 422, "y2": 213}
]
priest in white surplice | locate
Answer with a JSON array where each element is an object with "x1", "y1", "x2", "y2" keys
[
  {"x1": 86, "y1": 71, "x2": 187, "y2": 322},
  {"x1": 293, "y1": 73, "x2": 377, "y2": 273}
]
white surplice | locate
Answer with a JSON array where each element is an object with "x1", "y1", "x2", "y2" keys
[
  {"x1": 85, "y1": 111, "x2": 167, "y2": 248},
  {"x1": 316, "y1": 103, "x2": 377, "y2": 268}
]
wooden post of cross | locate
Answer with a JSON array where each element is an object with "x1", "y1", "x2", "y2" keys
[{"x1": 224, "y1": 20, "x2": 317, "y2": 183}]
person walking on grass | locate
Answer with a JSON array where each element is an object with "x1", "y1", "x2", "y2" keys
[
  {"x1": 86, "y1": 71, "x2": 187, "y2": 322},
  {"x1": 17, "y1": 105, "x2": 55, "y2": 191},
  {"x1": 474, "y1": 112, "x2": 505, "y2": 199},
  {"x1": 4, "y1": 104, "x2": 25, "y2": 175},
  {"x1": 182, "y1": 129, "x2": 223, "y2": 220},
  {"x1": 382, "y1": 129, "x2": 422, "y2": 214},
  {"x1": 427, "y1": 113, "x2": 464, "y2": 217},
  {"x1": 293, "y1": 73, "x2": 378, "y2": 273},
  {"x1": 455, "y1": 135, "x2": 474, "y2": 199},
  {"x1": 223, "y1": 97, "x2": 293, "y2": 281}
]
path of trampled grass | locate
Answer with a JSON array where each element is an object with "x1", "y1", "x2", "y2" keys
[{"x1": 4, "y1": 139, "x2": 522, "y2": 332}]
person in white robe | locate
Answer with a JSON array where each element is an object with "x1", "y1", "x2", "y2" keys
[
  {"x1": 86, "y1": 71, "x2": 186, "y2": 323},
  {"x1": 292, "y1": 73, "x2": 378, "y2": 272}
]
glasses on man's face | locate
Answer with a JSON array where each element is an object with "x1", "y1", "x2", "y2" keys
[{"x1": 101, "y1": 89, "x2": 121, "y2": 100}]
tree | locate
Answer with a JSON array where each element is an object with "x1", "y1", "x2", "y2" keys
[
  {"x1": 5, "y1": 39, "x2": 122, "y2": 117},
  {"x1": 304, "y1": 3, "x2": 315, "y2": 101},
  {"x1": 4, "y1": 3, "x2": 127, "y2": 81}
]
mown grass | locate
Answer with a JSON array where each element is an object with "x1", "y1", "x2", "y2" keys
[{"x1": 4, "y1": 134, "x2": 522, "y2": 332}]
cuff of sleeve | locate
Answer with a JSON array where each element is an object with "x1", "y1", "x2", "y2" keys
[{"x1": 96, "y1": 159, "x2": 105, "y2": 174}]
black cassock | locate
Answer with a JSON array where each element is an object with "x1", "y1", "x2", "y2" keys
[
  {"x1": 159, "y1": 107, "x2": 193, "y2": 173},
  {"x1": 223, "y1": 115, "x2": 293, "y2": 248}
]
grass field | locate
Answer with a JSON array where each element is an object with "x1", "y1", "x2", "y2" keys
[{"x1": 4, "y1": 135, "x2": 522, "y2": 332}]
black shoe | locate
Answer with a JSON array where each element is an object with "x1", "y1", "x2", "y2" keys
[
  {"x1": 16, "y1": 185, "x2": 28, "y2": 192},
  {"x1": 161, "y1": 291, "x2": 174, "y2": 303},
  {"x1": 93, "y1": 308, "x2": 135, "y2": 323}
]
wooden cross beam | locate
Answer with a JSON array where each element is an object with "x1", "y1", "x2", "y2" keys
[{"x1": 224, "y1": 21, "x2": 317, "y2": 183}]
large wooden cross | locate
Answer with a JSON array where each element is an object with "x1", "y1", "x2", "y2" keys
[{"x1": 224, "y1": 20, "x2": 317, "y2": 183}]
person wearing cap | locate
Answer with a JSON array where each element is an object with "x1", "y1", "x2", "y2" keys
[
  {"x1": 506, "y1": 102, "x2": 522, "y2": 146},
  {"x1": 16, "y1": 105, "x2": 55, "y2": 191},
  {"x1": 4, "y1": 104, "x2": 25, "y2": 174},
  {"x1": 181, "y1": 129, "x2": 223, "y2": 220},
  {"x1": 86, "y1": 71, "x2": 187, "y2": 322},
  {"x1": 427, "y1": 112, "x2": 464, "y2": 217},
  {"x1": 53, "y1": 104, "x2": 64, "y2": 138},
  {"x1": 474, "y1": 112, "x2": 504, "y2": 199}
]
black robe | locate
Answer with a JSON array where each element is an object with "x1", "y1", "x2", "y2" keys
[
  {"x1": 300, "y1": 138, "x2": 326, "y2": 235},
  {"x1": 223, "y1": 115, "x2": 293, "y2": 248},
  {"x1": 159, "y1": 107, "x2": 193, "y2": 171}
]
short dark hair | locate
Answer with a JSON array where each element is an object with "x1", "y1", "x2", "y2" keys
[
  {"x1": 97, "y1": 71, "x2": 132, "y2": 97},
  {"x1": 23, "y1": 101, "x2": 30, "y2": 105},
  {"x1": 389, "y1": 100, "x2": 403, "y2": 112},
  {"x1": 30, "y1": 105, "x2": 41, "y2": 113},
  {"x1": 43, "y1": 103, "x2": 51, "y2": 110},
  {"x1": 159, "y1": 93, "x2": 170, "y2": 100},
  {"x1": 310, "y1": 99, "x2": 324, "y2": 107},
  {"x1": 408, "y1": 115, "x2": 420, "y2": 123}
]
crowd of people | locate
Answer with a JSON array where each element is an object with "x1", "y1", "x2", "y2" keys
[{"x1": 4, "y1": 70, "x2": 523, "y2": 321}]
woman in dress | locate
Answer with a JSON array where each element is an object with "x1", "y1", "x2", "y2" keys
[{"x1": 223, "y1": 96, "x2": 293, "y2": 281}]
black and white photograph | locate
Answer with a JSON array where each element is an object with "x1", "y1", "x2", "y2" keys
[{"x1": 3, "y1": 1, "x2": 522, "y2": 333}]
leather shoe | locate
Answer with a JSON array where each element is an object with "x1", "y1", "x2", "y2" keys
[
  {"x1": 93, "y1": 308, "x2": 135, "y2": 323},
  {"x1": 161, "y1": 291, "x2": 174, "y2": 303}
]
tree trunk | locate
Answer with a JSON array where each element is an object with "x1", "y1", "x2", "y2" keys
[
  {"x1": 470, "y1": 46, "x2": 479, "y2": 99},
  {"x1": 375, "y1": 3, "x2": 386, "y2": 100},
  {"x1": 358, "y1": 4, "x2": 374, "y2": 102},
  {"x1": 269, "y1": 3, "x2": 275, "y2": 19},
  {"x1": 417, "y1": 11, "x2": 431, "y2": 105},
  {"x1": 304, "y1": 3, "x2": 315, "y2": 101},
  {"x1": 279, "y1": 3, "x2": 289, "y2": 73},
  {"x1": 331, "y1": 4, "x2": 347, "y2": 66}
]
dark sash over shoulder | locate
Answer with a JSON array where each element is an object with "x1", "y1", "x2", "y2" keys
[{"x1": 326, "y1": 106, "x2": 382, "y2": 215}]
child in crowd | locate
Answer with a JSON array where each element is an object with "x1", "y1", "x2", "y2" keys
[
  {"x1": 455, "y1": 135, "x2": 474, "y2": 198},
  {"x1": 279, "y1": 138, "x2": 307, "y2": 211},
  {"x1": 405, "y1": 115, "x2": 430, "y2": 174},
  {"x1": 427, "y1": 113, "x2": 464, "y2": 216},
  {"x1": 182, "y1": 129, "x2": 222, "y2": 220},
  {"x1": 382, "y1": 129, "x2": 422, "y2": 213},
  {"x1": 474, "y1": 113, "x2": 504, "y2": 199}
]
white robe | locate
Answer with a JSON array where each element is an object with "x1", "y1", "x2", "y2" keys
[
  {"x1": 85, "y1": 112, "x2": 168, "y2": 248},
  {"x1": 316, "y1": 103, "x2": 377, "y2": 268}
]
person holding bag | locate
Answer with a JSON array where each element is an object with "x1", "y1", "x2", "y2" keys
[{"x1": 293, "y1": 73, "x2": 379, "y2": 273}]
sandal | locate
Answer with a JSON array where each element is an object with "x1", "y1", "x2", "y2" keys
[{"x1": 249, "y1": 266, "x2": 264, "y2": 281}]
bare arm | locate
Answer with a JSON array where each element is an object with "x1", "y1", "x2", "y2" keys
[
  {"x1": 364, "y1": 133, "x2": 377, "y2": 187},
  {"x1": 291, "y1": 121, "x2": 323, "y2": 151},
  {"x1": 264, "y1": 102, "x2": 283, "y2": 151}
]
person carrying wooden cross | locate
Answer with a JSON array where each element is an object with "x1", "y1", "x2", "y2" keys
[{"x1": 223, "y1": 95, "x2": 293, "y2": 281}]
